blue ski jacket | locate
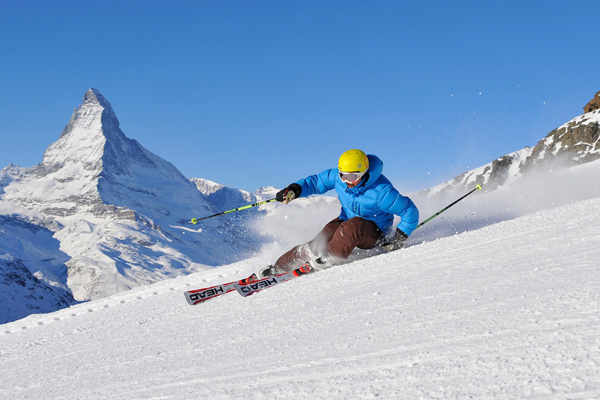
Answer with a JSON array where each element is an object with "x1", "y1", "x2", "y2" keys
[{"x1": 295, "y1": 154, "x2": 419, "y2": 236}]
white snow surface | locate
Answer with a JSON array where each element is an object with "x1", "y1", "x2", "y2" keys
[{"x1": 1, "y1": 187, "x2": 599, "y2": 398}]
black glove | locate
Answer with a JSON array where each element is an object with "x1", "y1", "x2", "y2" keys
[
  {"x1": 382, "y1": 228, "x2": 408, "y2": 252},
  {"x1": 276, "y1": 183, "x2": 302, "y2": 204}
]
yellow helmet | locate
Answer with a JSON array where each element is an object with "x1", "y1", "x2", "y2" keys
[{"x1": 338, "y1": 149, "x2": 369, "y2": 173}]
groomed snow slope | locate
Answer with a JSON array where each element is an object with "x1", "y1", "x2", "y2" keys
[{"x1": 1, "y1": 196, "x2": 599, "y2": 399}]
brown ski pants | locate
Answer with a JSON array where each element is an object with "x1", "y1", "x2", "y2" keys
[{"x1": 274, "y1": 217, "x2": 383, "y2": 273}]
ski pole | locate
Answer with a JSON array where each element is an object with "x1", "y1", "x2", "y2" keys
[
  {"x1": 415, "y1": 184, "x2": 483, "y2": 230},
  {"x1": 190, "y1": 198, "x2": 277, "y2": 224}
]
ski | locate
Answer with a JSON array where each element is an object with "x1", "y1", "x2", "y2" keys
[
  {"x1": 184, "y1": 281, "x2": 237, "y2": 305},
  {"x1": 184, "y1": 264, "x2": 313, "y2": 305}
]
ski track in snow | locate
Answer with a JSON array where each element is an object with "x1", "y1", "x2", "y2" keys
[{"x1": 1, "y1": 198, "x2": 600, "y2": 399}]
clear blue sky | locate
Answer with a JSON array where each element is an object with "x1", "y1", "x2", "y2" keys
[{"x1": 1, "y1": 1, "x2": 599, "y2": 193}]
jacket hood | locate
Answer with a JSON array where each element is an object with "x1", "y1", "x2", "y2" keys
[{"x1": 361, "y1": 154, "x2": 383, "y2": 188}]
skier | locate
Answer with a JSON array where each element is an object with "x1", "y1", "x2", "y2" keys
[{"x1": 245, "y1": 149, "x2": 419, "y2": 282}]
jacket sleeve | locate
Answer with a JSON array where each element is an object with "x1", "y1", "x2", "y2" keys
[
  {"x1": 377, "y1": 186, "x2": 420, "y2": 236},
  {"x1": 295, "y1": 169, "x2": 337, "y2": 197}
]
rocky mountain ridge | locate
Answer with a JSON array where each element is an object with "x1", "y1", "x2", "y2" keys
[{"x1": 584, "y1": 90, "x2": 600, "y2": 113}]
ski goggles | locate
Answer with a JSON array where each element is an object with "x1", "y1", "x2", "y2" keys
[{"x1": 339, "y1": 170, "x2": 367, "y2": 183}]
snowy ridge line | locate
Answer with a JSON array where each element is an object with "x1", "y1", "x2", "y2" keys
[
  {"x1": 0, "y1": 277, "x2": 194, "y2": 335},
  {"x1": 1, "y1": 291, "x2": 164, "y2": 335},
  {"x1": 0, "y1": 264, "x2": 251, "y2": 334}
]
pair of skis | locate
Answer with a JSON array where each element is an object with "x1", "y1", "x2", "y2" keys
[{"x1": 184, "y1": 264, "x2": 312, "y2": 305}]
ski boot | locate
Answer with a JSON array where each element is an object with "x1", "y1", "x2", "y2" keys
[
  {"x1": 258, "y1": 265, "x2": 277, "y2": 278},
  {"x1": 295, "y1": 258, "x2": 326, "y2": 276},
  {"x1": 238, "y1": 265, "x2": 277, "y2": 285}
]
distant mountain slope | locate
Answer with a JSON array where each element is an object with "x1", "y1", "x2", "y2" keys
[
  {"x1": 0, "y1": 215, "x2": 74, "y2": 324},
  {"x1": 191, "y1": 177, "x2": 258, "y2": 209},
  {"x1": 0, "y1": 89, "x2": 264, "y2": 309}
]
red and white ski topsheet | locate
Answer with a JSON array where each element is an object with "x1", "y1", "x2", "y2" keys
[
  {"x1": 234, "y1": 271, "x2": 296, "y2": 297},
  {"x1": 184, "y1": 281, "x2": 237, "y2": 305},
  {"x1": 184, "y1": 265, "x2": 312, "y2": 305}
]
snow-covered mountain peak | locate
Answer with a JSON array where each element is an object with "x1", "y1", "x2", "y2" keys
[
  {"x1": 69, "y1": 88, "x2": 119, "y2": 134},
  {"x1": 41, "y1": 88, "x2": 124, "y2": 173},
  {"x1": 82, "y1": 87, "x2": 111, "y2": 107},
  {"x1": 79, "y1": 88, "x2": 120, "y2": 133}
]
